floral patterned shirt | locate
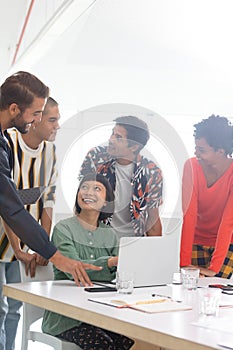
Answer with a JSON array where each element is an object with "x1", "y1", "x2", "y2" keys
[{"x1": 79, "y1": 146, "x2": 163, "y2": 236}]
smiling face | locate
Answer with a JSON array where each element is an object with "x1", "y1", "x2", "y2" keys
[
  {"x1": 9, "y1": 97, "x2": 46, "y2": 134},
  {"x1": 195, "y1": 137, "x2": 223, "y2": 166},
  {"x1": 107, "y1": 124, "x2": 137, "y2": 163},
  {"x1": 77, "y1": 180, "x2": 107, "y2": 213},
  {"x1": 32, "y1": 104, "x2": 60, "y2": 142}
]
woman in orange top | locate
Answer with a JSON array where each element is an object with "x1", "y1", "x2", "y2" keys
[{"x1": 180, "y1": 115, "x2": 233, "y2": 278}]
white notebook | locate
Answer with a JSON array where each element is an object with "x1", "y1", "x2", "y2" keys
[{"x1": 88, "y1": 294, "x2": 191, "y2": 313}]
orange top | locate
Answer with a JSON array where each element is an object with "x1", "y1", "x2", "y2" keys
[{"x1": 180, "y1": 157, "x2": 233, "y2": 273}]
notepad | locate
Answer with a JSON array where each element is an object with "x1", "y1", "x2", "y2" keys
[{"x1": 88, "y1": 294, "x2": 192, "y2": 313}]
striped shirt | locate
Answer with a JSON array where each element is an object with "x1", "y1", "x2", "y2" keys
[{"x1": 0, "y1": 129, "x2": 57, "y2": 262}]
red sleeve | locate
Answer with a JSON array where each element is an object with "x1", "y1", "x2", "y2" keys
[
  {"x1": 180, "y1": 159, "x2": 197, "y2": 267},
  {"x1": 209, "y1": 182, "x2": 233, "y2": 272}
]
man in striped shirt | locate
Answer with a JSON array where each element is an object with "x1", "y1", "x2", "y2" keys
[
  {"x1": 0, "y1": 71, "x2": 102, "y2": 350},
  {"x1": 0, "y1": 71, "x2": 99, "y2": 286}
]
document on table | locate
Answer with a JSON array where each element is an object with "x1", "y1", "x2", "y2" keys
[
  {"x1": 192, "y1": 316, "x2": 233, "y2": 333},
  {"x1": 218, "y1": 332, "x2": 233, "y2": 349},
  {"x1": 220, "y1": 300, "x2": 233, "y2": 308},
  {"x1": 194, "y1": 317, "x2": 233, "y2": 349},
  {"x1": 88, "y1": 294, "x2": 192, "y2": 313}
]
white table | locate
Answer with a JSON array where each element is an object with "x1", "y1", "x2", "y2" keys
[{"x1": 3, "y1": 277, "x2": 233, "y2": 350}]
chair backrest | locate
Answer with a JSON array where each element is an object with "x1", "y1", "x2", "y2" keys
[
  {"x1": 19, "y1": 262, "x2": 54, "y2": 349},
  {"x1": 19, "y1": 261, "x2": 81, "y2": 350},
  {"x1": 19, "y1": 261, "x2": 53, "y2": 330},
  {"x1": 19, "y1": 262, "x2": 54, "y2": 326},
  {"x1": 19, "y1": 261, "x2": 54, "y2": 282}
]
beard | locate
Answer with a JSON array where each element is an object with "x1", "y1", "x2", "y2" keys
[
  {"x1": 15, "y1": 125, "x2": 29, "y2": 134},
  {"x1": 11, "y1": 112, "x2": 31, "y2": 134}
]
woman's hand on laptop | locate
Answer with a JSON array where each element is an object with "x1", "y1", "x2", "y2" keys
[{"x1": 108, "y1": 256, "x2": 118, "y2": 268}]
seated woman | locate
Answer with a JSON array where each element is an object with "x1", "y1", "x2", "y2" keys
[{"x1": 42, "y1": 173, "x2": 134, "y2": 350}]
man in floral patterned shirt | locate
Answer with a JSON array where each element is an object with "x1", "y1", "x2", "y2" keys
[{"x1": 79, "y1": 116, "x2": 163, "y2": 238}]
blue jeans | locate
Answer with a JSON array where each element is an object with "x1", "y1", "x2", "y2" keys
[{"x1": 0, "y1": 261, "x2": 22, "y2": 350}]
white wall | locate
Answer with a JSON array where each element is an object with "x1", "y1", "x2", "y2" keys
[
  {"x1": 54, "y1": 103, "x2": 197, "y2": 222},
  {"x1": 2, "y1": 0, "x2": 233, "y2": 221},
  {"x1": 5, "y1": 0, "x2": 233, "y2": 119}
]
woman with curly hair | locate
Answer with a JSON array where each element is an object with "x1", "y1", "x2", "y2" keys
[{"x1": 180, "y1": 115, "x2": 233, "y2": 278}]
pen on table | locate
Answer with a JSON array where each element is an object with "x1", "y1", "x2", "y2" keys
[{"x1": 152, "y1": 293, "x2": 182, "y2": 303}]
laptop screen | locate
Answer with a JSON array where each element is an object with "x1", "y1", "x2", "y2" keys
[{"x1": 117, "y1": 235, "x2": 180, "y2": 287}]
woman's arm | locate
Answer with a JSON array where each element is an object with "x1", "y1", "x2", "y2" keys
[
  {"x1": 209, "y1": 184, "x2": 233, "y2": 273},
  {"x1": 180, "y1": 159, "x2": 198, "y2": 267},
  {"x1": 52, "y1": 224, "x2": 116, "y2": 281}
]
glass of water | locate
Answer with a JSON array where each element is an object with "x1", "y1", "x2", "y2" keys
[
  {"x1": 116, "y1": 271, "x2": 134, "y2": 294},
  {"x1": 181, "y1": 267, "x2": 200, "y2": 290}
]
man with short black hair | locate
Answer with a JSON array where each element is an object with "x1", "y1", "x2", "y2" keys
[{"x1": 79, "y1": 115, "x2": 163, "y2": 238}]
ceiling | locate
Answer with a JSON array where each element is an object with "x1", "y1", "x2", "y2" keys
[{"x1": 1, "y1": 0, "x2": 233, "y2": 120}]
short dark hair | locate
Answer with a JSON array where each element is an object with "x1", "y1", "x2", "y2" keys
[
  {"x1": 114, "y1": 116, "x2": 149, "y2": 152},
  {"x1": 194, "y1": 115, "x2": 233, "y2": 156},
  {"x1": 43, "y1": 97, "x2": 58, "y2": 115},
  {"x1": 75, "y1": 173, "x2": 114, "y2": 221},
  {"x1": 0, "y1": 71, "x2": 49, "y2": 112}
]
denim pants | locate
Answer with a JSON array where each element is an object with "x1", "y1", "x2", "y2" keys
[{"x1": 0, "y1": 261, "x2": 22, "y2": 350}]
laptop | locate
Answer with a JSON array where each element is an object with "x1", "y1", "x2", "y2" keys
[{"x1": 117, "y1": 234, "x2": 180, "y2": 287}]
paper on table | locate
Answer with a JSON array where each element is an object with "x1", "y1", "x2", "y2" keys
[
  {"x1": 88, "y1": 294, "x2": 192, "y2": 313},
  {"x1": 218, "y1": 332, "x2": 233, "y2": 349},
  {"x1": 194, "y1": 317, "x2": 233, "y2": 350},
  {"x1": 220, "y1": 300, "x2": 233, "y2": 308},
  {"x1": 192, "y1": 316, "x2": 233, "y2": 333}
]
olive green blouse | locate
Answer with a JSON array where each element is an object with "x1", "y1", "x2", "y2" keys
[{"x1": 42, "y1": 216, "x2": 118, "y2": 336}]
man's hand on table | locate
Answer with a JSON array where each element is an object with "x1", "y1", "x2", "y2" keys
[{"x1": 50, "y1": 251, "x2": 102, "y2": 286}]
